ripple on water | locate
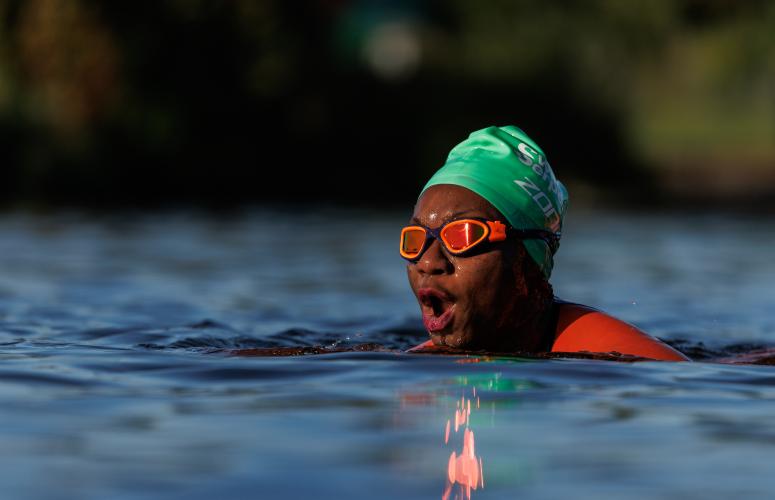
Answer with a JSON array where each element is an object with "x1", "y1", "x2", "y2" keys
[{"x1": 0, "y1": 210, "x2": 774, "y2": 499}]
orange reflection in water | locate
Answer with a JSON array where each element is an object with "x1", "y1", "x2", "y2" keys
[{"x1": 442, "y1": 387, "x2": 484, "y2": 500}]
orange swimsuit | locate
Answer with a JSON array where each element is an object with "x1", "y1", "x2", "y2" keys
[
  {"x1": 410, "y1": 302, "x2": 690, "y2": 361},
  {"x1": 550, "y1": 303, "x2": 689, "y2": 361}
]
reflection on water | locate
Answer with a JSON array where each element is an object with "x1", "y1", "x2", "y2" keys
[{"x1": 442, "y1": 387, "x2": 484, "y2": 500}]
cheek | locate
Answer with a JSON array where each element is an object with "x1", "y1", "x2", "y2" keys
[
  {"x1": 406, "y1": 265, "x2": 419, "y2": 292},
  {"x1": 454, "y1": 257, "x2": 509, "y2": 315}
]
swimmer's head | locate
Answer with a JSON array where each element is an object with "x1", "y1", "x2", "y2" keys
[
  {"x1": 403, "y1": 126, "x2": 567, "y2": 351},
  {"x1": 421, "y1": 125, "x2": 568, "y2": 278}
]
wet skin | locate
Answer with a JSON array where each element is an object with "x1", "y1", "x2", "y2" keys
[{"x1": 406, "y1": 185, "x2": 549, "y2": 351}]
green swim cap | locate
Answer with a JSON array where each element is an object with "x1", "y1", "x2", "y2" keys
[{"x1": 421, "y1": 125, "x2": 569, "y2": 278}]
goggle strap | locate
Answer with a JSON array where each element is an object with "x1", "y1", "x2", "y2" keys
[{"x1": 512, "y1": 229, "x2": 561, "y2": 254}]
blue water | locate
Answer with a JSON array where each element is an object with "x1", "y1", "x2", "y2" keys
[{"x1": 1, "y1": 207, "x2": 775, "y2": 499}]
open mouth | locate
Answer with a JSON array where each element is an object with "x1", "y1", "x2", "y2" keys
[{"x1": 417, "y1": 288, "x2": 456, "y2": 333}]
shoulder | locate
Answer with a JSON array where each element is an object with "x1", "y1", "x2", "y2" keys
[{"x1": 551, "y1": 302, "x2": 690, "y2": 361}]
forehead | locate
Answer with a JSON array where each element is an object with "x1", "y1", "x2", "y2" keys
[{"x1": 412, "y1": 184, "x2": 503, "y2": 225}]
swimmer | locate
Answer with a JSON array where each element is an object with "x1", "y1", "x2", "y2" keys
[{"x1": 402, "y1": 126, "x2": 689, "y2": 361}]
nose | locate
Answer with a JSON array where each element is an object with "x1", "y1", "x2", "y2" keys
[{"x1": 415, "y1": 238, "x2": 453, "y2": 275}]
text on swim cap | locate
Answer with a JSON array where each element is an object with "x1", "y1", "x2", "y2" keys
[
  {"x1": 513, "y1": 176, "x2": 561, "y2": 231},
  {"x1": 516, "y1": 142, "x2": 563, "y2": 197},
  {"x1": 513, "y1": 142, "x2": 562, "y2": 231}
]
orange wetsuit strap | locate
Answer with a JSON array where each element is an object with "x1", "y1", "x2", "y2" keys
[{"x1": 407, "y1": 339, "x2": 435, "y2": 352}]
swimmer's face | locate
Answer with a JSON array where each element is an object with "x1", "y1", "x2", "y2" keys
[{"x1": 406, "y1": 184, "x2": 538, "y2": 350}]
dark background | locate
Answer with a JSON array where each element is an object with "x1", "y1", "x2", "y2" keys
[{"x1": 1, "y1": 0, "x2": 773, "y2": 210}]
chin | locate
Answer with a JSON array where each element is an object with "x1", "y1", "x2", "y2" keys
[{"x1": 432, "y1": 331, "x2": 473, "y2": 349}]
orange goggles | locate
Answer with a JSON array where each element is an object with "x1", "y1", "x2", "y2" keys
[{"x1": 400, "y1": 218, "x2": 559, "y2": 261}]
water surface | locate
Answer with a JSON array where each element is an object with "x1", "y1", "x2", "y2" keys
[{"x1": 1, "y1": 208, "x2": 774, "y2": 499}]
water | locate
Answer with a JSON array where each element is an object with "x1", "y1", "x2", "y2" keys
[{"x1": 1, "y1": 207, "x2": 774, "y2": 499}]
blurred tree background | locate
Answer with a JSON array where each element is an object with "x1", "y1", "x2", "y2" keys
[{"x1": 0, "y1": 0, "x2": 773, "y2": 209}]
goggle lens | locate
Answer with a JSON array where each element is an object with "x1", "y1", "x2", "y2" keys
[
  {"x1": 441, "y1": 220, "x2": 487, "y2": 252},
  {"x1": 401, "y1": 227, "x2": 427, "y2": 258}
]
